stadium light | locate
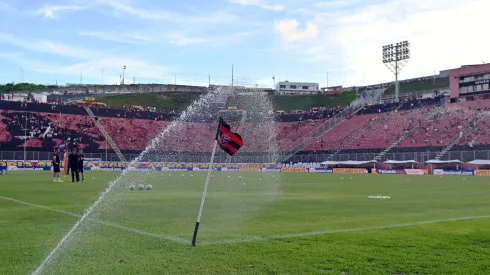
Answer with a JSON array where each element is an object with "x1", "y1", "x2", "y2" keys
[
  {"x1": 382, "y1": 40, "x2": 410, "y2": 102},
  {"x1": 122, "y1": 65, "x2": 126, "y2": 85}
]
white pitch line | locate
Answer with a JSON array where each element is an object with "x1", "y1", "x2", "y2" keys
[
  {"x1": 0, "y1": 195, "x2": 189, "y2": 245},
  {"x1": 199, "y1": 215, "x2": 490, "y2": 246}
]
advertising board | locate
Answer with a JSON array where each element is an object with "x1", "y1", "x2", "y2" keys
[
  {"x1": 432, "y1": 169, "x2": 474, "y2": 176},
  {"x1": 404, "y1": 169, "x2": 428, "y2": 175},
  {"x1": 333, "y1": 168, "x2": 367, "y2": 174},
  {"x1": 282, "y1": 167, "x2": 307, "y2": 173},
  {"x1": 239, "y1": 167, "x2": 260, "y2": 172},
  {"x1": 372, "y1": 169, "x2": 406, "y2": 174},
  {"x1": 308, "y1": 168, "x2": 333, "y2": 173},
  {"x1": 475, "y1": 170, "x2": 490, "y2": 176},
  {"x1": 261, "y1": 168, "x2": 282, "y2": 172}
]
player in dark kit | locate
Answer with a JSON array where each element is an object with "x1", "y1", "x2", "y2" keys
[
  {"x1": 68, "y1": 148, "x2": 80, "y2": 182},
  {"x1": 78, "y1": 149, "x2": 85, "y2": 182},
  {"x1": 52, "y1": 148, "x2": 63, "y2": 182}
]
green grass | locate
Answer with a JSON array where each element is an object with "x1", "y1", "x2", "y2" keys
[
  {"x1": 96, "y1": 92, "x2": 203, "y2": 111},
  {"x1": 1, "y1": 171, "x2": 490, "y2": 274},
  {"x1": 229, "y1": 92, "x2": 357, "y2": 111},
  {"x1": 384, "y1": 78, "x2": 449, "y2": 95},
  {"x1": 97, "y1": 91, "x2": 357, "y2": 112}
]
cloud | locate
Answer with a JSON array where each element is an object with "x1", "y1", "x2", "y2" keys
[
  {"x1": 80, "y1": 28, "x2": 261, "y2": 47},
  {"x1": 274, "y1": 19, "x2": 319, "y2": 42},
  {"x1": 98, "y1": 0, "x2": 236, "y2": 24},
  {"x1": 273, "y1": 0, "x2": 490, "y2": 86},
  {"x1": 79, "y1": 31, "x2": 154, "y2": 44},
  {"x1": 166, "y1": 33, "x2": 209, "y2": 46},
  {"x1": 37, "y1": 5, "x2": 87, "y2": 18},
  {"x1": 230, "y1": 0, "x2": 284, "y2": 11},
  {"x1": 0, "y1": 34, "x2": 99, "y2": 59},
  {"x1": 314, "y1": 0, "x2": 355, "y2": 9}
]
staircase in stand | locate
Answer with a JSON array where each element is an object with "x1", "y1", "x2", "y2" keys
[
  {"x1": 435, "y1": 111, "x2": 483, "y2": 160},
  {"x1": 84, "y1": 106, "x2": 126, "y2": 162},
  {"x1": 374, "y1": 106, "x2": 442, "y2": 162},
  {"x1": 279, "y1": 105, "x2": 363, "y2": 162},
  {"x1": 327, "y1": 101, "x2": 404, "y2": 161}
]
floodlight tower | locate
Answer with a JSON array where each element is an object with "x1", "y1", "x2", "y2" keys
[{"x1": 382, "y1": 41, "x2": 410, "y2": 102}]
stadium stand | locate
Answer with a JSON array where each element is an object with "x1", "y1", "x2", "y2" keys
[{"x1": 2, "y1": 78, "x2": 490, "y2": 164}]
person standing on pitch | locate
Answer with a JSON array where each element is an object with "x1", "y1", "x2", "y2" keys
[
  {"x1": 52, "y1": 147, "x2": 63, "y2": 182},
  {"x1": 68, "y1": 148, "x2": 80, "y2": 182},
  {"x1": 78, "y1": 149, "x2": 85, "y2": 182}
]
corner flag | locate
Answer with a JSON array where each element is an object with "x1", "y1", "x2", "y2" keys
[
  {"x1": 191, "y1": 117, "x2": 243, "y2": 246},
  {"x1": 217, "y1": 118, "x2": 243, "y2": 156}
]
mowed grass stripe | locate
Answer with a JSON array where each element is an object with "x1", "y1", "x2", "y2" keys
[
  {"x1": 3, "y1": 195, "x2": 490, "y2": 248},
  {"x1": 0, "y1": 195, "x2": 189, "y2": 245}
]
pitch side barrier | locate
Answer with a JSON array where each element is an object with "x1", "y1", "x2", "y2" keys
[
  {"x1": 2, "y1": 160, "x2": 489, "y2": 176},
  {"x1": 0, "y1": 160, "x2": 281, "y2": 172}
]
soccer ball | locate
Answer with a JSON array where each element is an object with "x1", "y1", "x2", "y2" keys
[
  {"x1": 238, "y1": 176, "x2": 242, "y2": 180},
  {"x1": 137, "y1": 184, "x2": 144, "y2": 190},
  {"x1": 146, "y1": 184, "x2": 152, "y2": 191},
  {"x1": 129, "y1": 184, "x2": 135, "y2": 191}
]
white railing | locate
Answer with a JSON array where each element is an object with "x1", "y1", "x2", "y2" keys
[{"x1": 1, "y1": 149, "x2": 488, "y2": 164}]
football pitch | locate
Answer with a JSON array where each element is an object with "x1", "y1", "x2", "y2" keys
[{"x1": 1, "y1": 171, "x2": 490, "y2": 274}]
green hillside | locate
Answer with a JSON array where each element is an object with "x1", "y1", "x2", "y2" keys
[
  {"x1": 384, "y1": 77, "x2": 449, "y2": 95},
  {"x1": 96, "y1": 92, "x2": 203, "y2": 111},
  {"x1": 228, "y1": 91, "x2": 357, "y2": 111},
  {"x1": 96, "y1": 91, "x2": 357, "y2": 112},
  {"x1": 0, "y1": 83, "x2": 58, "y2": 93}
]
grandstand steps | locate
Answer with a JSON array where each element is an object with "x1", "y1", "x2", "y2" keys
[
  {"x1": 280, "y1": 105, "x2": 363, "y2": 162},
  {"x1": 375, "y1": 133, "x2": 411, "y2": 161},
  {"x1": 434, "y1": 133, "x2": 464, "y2": 160},
  {"x1": 374, "y1": 106, "x2": 443, "y2": 162},
  {"x1": 435, "y1": 113, "x2": 484, "y2": 160},
  {"x1": 84, "y1": 106, "x2": 127, "y2": 162},
  {"x1": 326, "y1": 101, "x2": 403, "y2": 161},
  {"x1": 326, "y1": 109, "x2": 393, "y2": 161}
]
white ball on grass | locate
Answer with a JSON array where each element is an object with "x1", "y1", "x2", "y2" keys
[
  {"x1": 146, "y1": 184, "x2": 152, "y2": 191},
  {"x1": 238, "y1": 176, "x2": 242, "y2": 180},
  {"x1": 137, "y1": 184, "x2": 144, "y2": 190},
  {"x1": 129, "y1": 184, "x2": 135, "y2": 190}
]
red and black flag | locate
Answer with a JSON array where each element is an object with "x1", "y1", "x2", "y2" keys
[{"x1": 216, "y1": 117, "x2": 243, "y2": 156}]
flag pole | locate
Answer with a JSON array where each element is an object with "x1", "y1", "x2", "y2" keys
[{"x1": 191, "y1": 117, "x2": 222, "y2": 247}]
